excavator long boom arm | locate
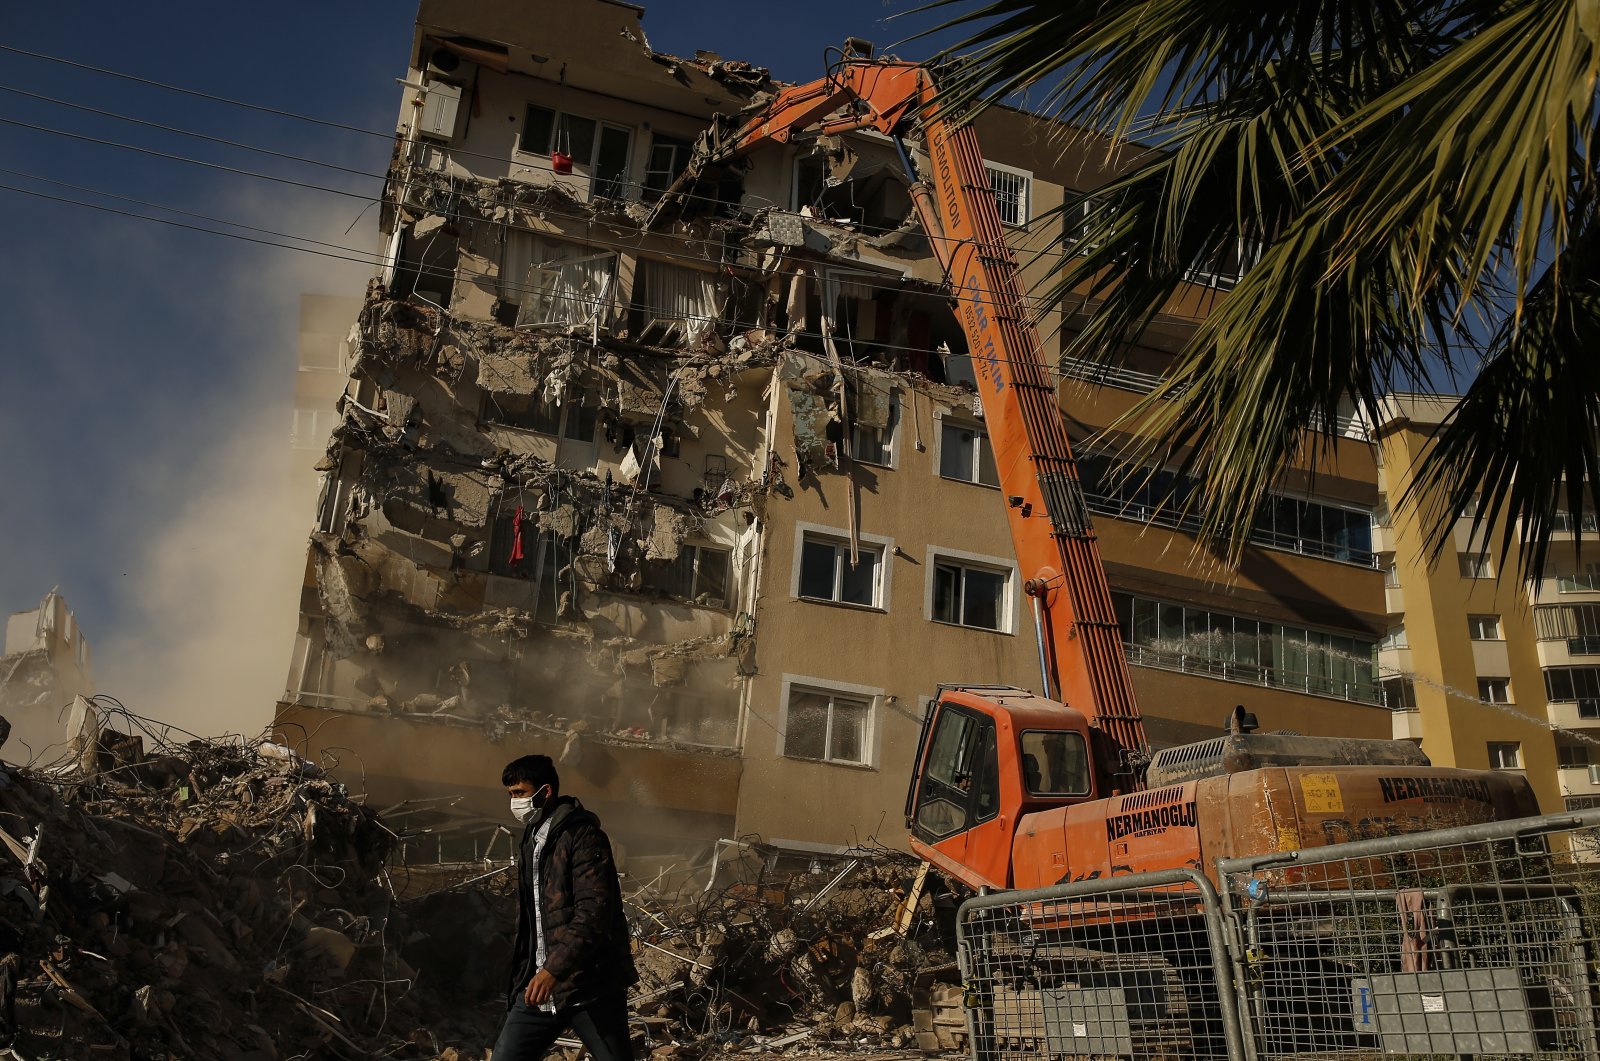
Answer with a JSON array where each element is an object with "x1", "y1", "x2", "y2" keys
[{"x1": 656, "y1": 58, "x2": 1147, "y2": 784}]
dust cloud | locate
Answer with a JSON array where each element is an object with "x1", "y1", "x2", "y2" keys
[{"x1": 94, "y1": 189, "x2": 375, "y2": 739}]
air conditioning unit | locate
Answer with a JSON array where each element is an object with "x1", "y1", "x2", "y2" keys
[{"x1": 418, "y1": 80, "x2": 463, "y2": 141}]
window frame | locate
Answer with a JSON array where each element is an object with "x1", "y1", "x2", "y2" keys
[
  {"x1": 984, "y1": 160, "x2": 1032, "y2": 227},
  {"x1": 792, "y1": 524, "x2": 893, "y2": 610},
  {"x1": 1459, "y1": 551, "x2": 1495, "y2": 579},
  {"x1": 643, "y1": 542, "x2": 733, "y2": 608},
  {"x1": 1487, "y1": 741, "x2": 1522, "y2": 770},
  {"x1": 924, "y1": 545, "x2": 1017, "y2": 635},
  {"x1": 1478, "y1": 677, "x2": 1512, "y2": 705},
  {"x1": 1467, "y1": 614, "x2": 1504, "y2": 641},
  {"x1": 516, "y1": 103, "x2": 634, "y2": 199},
  {"x1": 936, "y1": 414, "x2": 1000, "y2": 488},
  {"x1": 642, "y1": 132, "x2": 695, "y2": 200},
  {"x1": 778, "y1": 675, "x2": 880, "y2": 768}
]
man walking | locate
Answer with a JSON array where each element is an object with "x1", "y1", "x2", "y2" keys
[{"x1": 495, "y1": 754, "x2": 637, "y2": 1060}]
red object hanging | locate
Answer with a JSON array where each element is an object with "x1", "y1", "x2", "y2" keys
[
  {"x1": 551, "y1": 152, "x2": 574, "y2": 174},
  {"x1": 509, "y1": 505, "x2": 527, "y2": 564}
]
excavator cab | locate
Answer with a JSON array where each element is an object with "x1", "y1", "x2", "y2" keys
[{"x1": 905, "y1": 686, "x2": 1096, "y2": 891}]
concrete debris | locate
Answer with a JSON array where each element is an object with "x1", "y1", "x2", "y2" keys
[
  {"x1": 781, "y1": 354, "x2": 842, "y2": 472},
  {"x1": 645, "y1": 505, "x2": 696, "y2": 562},
  {"x1": 0, "y1": 698, "x2": 528, "y2": 1059},
  {"x1": 622, "y1": 841, "x2": 963, "y2": 1056},
  {"x1": 849, "y1": 367, "x2": 896, "y2": 431}
]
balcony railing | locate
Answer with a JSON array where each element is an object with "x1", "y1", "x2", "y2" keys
[
  {"x1": 1123, "y1": 642, "x2": 1384, "y2": 705},
  {"x1": 1060, "y1": 356, "x2": 1368, "y2": 439},
  {"x1": 1084, "y1": 492, "x2": 1378, "y2": 569}
]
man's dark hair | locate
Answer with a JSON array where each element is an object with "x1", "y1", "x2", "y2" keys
[{"x1": 501, "y1": 754, "x2": 560, "y2": 794}]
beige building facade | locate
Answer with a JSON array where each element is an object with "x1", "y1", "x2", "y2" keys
[
  {"x1": 275, "y1": 0, "x2": 1399, "y2": 867},
  {"x1": 1373, "y1": 395, "x2": 1596, "y2": 815}
]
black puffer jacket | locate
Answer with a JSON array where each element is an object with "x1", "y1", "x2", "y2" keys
[{"x1": 506, "y1": 797, "x2": 638, "y2": 1010}]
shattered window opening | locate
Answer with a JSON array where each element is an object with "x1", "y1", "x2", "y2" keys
[
  {"x1": 783, "y1": 686, "x2": 872, "y2": 766},
  {"x1": 501, "y1": 231, "x2": 619, "y2": 328},
  {"x1": 644, "y1": 543, "x2": 732, "y2": 607},
  {"x1": 631, "y1": 258, "x2": 720, "y2": 346},
  {"x1": 938, "y1": 420, "x2": 999, "y2": 487},
  {"x1": 798, "y1": 535, "x2": 882, "y2": 608},
  {"x1": 643, "y1": 133, "x2": 695, "y2": 200},
  {"x1": 850, "y1": 396, "x2": 897, "y2": 467},
  {"x1": 932, "y1": 558, "x2": 1008, "y2": 632}
]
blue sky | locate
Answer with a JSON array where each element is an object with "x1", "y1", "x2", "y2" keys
[{"x1": 0, "y1": 1, "x2": 962, "y2": 733}]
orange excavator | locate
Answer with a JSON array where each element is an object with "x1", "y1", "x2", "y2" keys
[{"x1": 651, "y1": 43, "x2": 1536, "y2": 894}]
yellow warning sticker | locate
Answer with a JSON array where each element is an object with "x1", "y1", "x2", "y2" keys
[{"x1": 1300, "y1": 772, "x2": 1345, "y2": 813}]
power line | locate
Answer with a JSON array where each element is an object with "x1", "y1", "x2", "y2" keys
[
  {"x1": 0, "y1": 108, "x2": 1150, "y2": 325},
  {"x1": 0, "y1": 82, "x2": 380, "y2": 181},
  {"x1": 0, "y1": 115, "x2": 375, "y2": 200},
  {"x1": 0, "y1": 176, "x2": 1095, "y2": 379},
  {"x1": 0, "y1": 42, "x2": 394, "y2": 140},
  {"x1": 0, "y1": 39, "x2": 1120, "y2": 267}
]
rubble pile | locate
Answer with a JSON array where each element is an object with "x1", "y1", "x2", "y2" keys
[
  {"x1": 0, "y1": 707, "x2": 504, "y2": 1060},
  {"x1": 623, "y1": 848, "x2": 963, "y2": 1058}
]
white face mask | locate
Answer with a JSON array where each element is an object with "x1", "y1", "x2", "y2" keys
[{"x1": 510, "y1": 795, "x2": 537, "y2": 823}]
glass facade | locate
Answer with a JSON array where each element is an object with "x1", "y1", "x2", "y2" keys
[
  {"x1": 1076, "y1": 454, "x2": 1374, "y2": 566},
  {"x1": 1113, "y1": 593, "x2": 1382, "y2": 704}
]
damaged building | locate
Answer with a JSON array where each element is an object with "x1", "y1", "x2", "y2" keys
[
  {"x1": 1, "y1": 589, "x2": 95, "y2": 765},
  {"x1": 277, "y1": 0, "x2": 1392, "y2": 864}
]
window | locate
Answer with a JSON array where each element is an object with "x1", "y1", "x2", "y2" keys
[
  {"x1": 632, "y1": 259, "x2": 719, "y2": 345},
  {"x1": 1379, "y1": 625, "x2": 1408, "y2": 651},
  {"x1": 1558, "y1": 563, "x2": 1600, "y2": 592},
  {"x1": 291, "y1": 408, "x2": 338, "y2": 451},
  {"x1": 1487, "y1": 741, "x2": 1522, "y2": 770},
  {"x1": 501, "y1": 232, "x2": 618, "y2": 327},
  {"x1": 798, "y1": 534, "x2": 882, "y2": 607},
  {"x1": 1459, "y1": 552, "x2": 1494, "y2": 579},
  {"x1": 932, "y1": 558, "x2": 1009, "y2": 632},
  {"x1": 1075, "y1": 450, "x2": 1374, "y2": 566},
  {"x1": 481, "y1": 392, "x2": 591, "y2": 438},
  {"x1": 644, "y1": 544, "x2": 731, "y2": 607},
  {"x1": 1478, "y1": 678, "x2": 1512, "y2": 704},
  {"x1": 911, "y1": 706, "x2": 999, "y2": 841},
  {"x1": 489, "y1": 518, "x2": 562, "y2": 624},
  {"x1": 1385, "y1": 563, "x2": 1401, "y2": 588},
  {"x1": 939, "y1": 420, "x2": 999, "y2": 487},
  {"x1": 1559, "y1": 744, "x2": 1592, "y2": 768},
  {"x1": 784, "y1": 686, "x2": 872, "y2": 765},
  {"x1": 1547, "y1": 666, "x2": 1600, "y2": 703},
  {"x1": 642, "y1": 133, "x2": 694, "y2": 199},
  {"x1": 851, "y1": 399, "x2": 897, "y2": 467},
  {"x1": 1382, "y1": 677, "x2": 1418, "y2": 710},
  {"x1": 1113, "y1": 591, "x2": 1382, "y2": 704},
  {"x1": 985, "y1": 163, "x2": 1030, "y2": 226},
  {"x1": 1468, "y1": 614, "x2": 1503, "y2": 640},
  {"x1": 519, "y1": 104, "x2": 632, "y2": 199},
  {"x1": 1019, "y1": 731, "x2": 1090, "y2": 796}
]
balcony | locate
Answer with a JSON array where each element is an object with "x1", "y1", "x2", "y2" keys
[
  {"x1": 1371, "y1": 522, "x2": 1396, "y2": 554},
  {"x1": 1392, "y1": 709, "x2": 1424, "y2": 742},
  {"x1": 1560, "y1": 764, "x2": 1600, "y2": 797},
  {"x1": 1123, "y1": 642, "x2": 1383, "y2": 706},
  {"x1": 1547, "y1": 700, "x2": 1600, "y2": 730},
  {"x1": 1385, "y1": 582, "x2": 1405, "y2": 613}
]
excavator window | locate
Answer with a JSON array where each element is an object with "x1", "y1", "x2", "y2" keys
[
  {"x1": 1019, "y1": 730, "x2": 1090, "y2": 796},
  {"x1": 912, "y1": 705, "x2": 998, "y2": 841}
]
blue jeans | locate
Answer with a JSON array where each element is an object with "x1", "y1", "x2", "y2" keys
[{"x1": 493, "y1": 991, "x2": 634, "y2": 1061}]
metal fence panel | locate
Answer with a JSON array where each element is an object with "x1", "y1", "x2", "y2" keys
[
  {"x1": 1219, "y1": 808, "x2": 1600, "y2": 1060},
  {"x1": 956, "y1": 869, "x2": 1244, "y2": 1061}
]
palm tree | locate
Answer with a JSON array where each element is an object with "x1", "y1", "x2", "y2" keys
[{"x1": 919, "y1": 0, "x2": 1600, "y2": 577}]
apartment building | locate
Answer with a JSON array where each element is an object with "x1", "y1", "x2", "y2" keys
[
  {"x1": 275, "y1": 0, "x2": 1394, "y2": 866},
  {"x1": 1373, "y1": 395, "x2": 1590, "y2": 814},
  {"x1": 1, "y1": 589, "x2": 95, "y2": 765}
]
